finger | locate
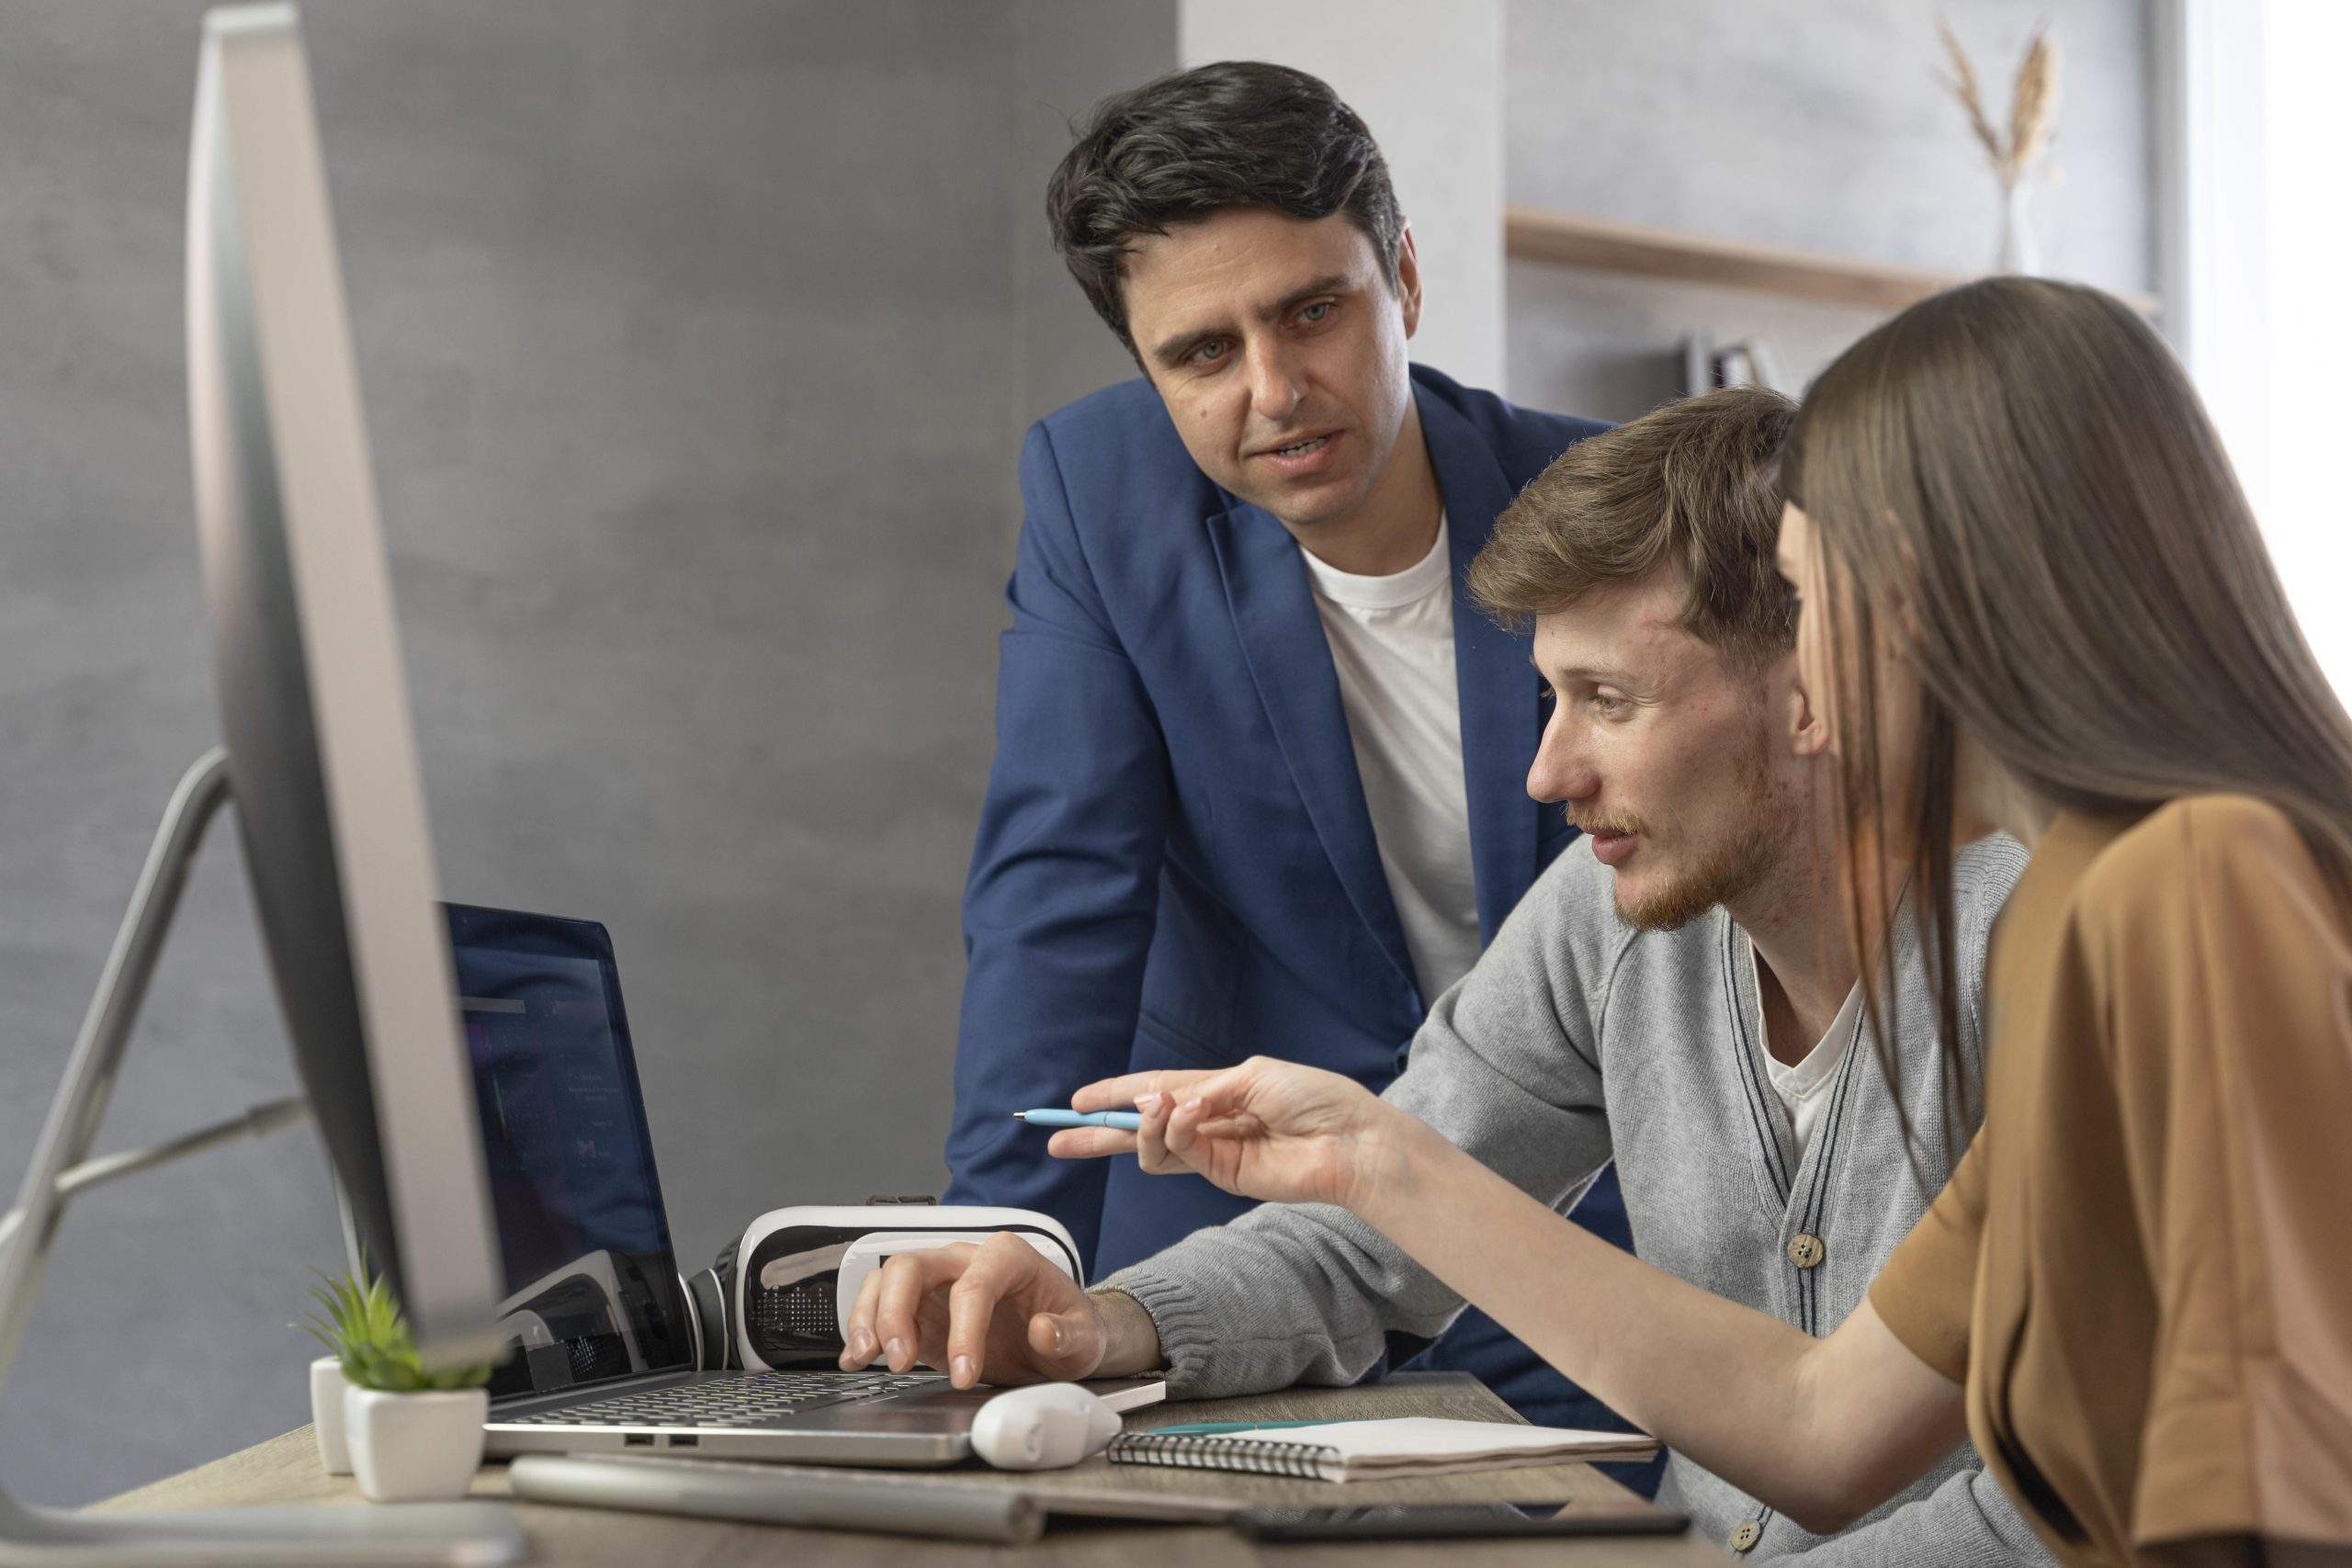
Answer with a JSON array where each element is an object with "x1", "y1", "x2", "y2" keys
[
  {"x1": 1171, "y1": 1063, "x2": 1259, "y2": 1121},
  {"x1": 839, "y1": 1267, "x2": 886, "y2": 1369},
  {"x1": 1071, "y1": 1069, "x2": 1216, "y2": 1113},
  {"x1": 1155, "y1": 1060, "x2": 1257, "y2": 1158},
  {"x1": 1189, "y1": 1111, "x2": 1264, "y2": 1142},
  {"x1": 1027, "y1": 1303, "x2": 1107, "y2": 1376},
  {"x1": 1162, "y1": 1092, "x2": 1207, "y2": 1158},
  {"x1": 910, "y1": 1280, "x2": 958, "y2": 1375},
  {"x1": 867, "y1": 1250, "x2": 941, "y2": 1373},
  {"x1": 871, "y1": 1245, "x2": 974, "y2": 1374},
  {"x1": 1046, "y1": 1127, "x2": 1137, "y2": 1160},
  {"x1": 1134, "y1": 1090, "x2": 1175, "y2": 1174},
  {"x1": 942, "y1": 1234, "x2": 1041, "y2": 1389}
]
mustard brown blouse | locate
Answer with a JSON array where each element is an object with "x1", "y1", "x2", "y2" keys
[{"x1": 1871, "y1": 796, "x2": 2352, "y2": 1565}]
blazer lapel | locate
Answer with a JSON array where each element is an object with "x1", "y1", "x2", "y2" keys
[
  {"x1": 1207, "y1": 502, "x2": 1420, "y2": 1000},
  {"x1": 1421, "y1": 389, "x2": 1545, "y2": 942}
]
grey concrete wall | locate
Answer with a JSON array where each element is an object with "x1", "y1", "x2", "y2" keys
[
  {"x1": 1505, "y1": 0, "x2": 2156, "y2": 420},
  {"x1": 1015, "y1": 0, "x2": 1178, "y2": 429},
  {"x1": 0, "y1": 0, "x2": 1051, "y2": 1505}
]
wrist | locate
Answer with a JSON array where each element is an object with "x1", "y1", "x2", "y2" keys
[
  {"x1": 1085, "y1": 1288, "x2": 1165, "y2": 1377},
  {"x1": 1344, "y1": 1106, "x2": 1449, "y2": 1226}
]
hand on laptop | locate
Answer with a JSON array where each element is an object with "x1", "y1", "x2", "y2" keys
[
  {"x1": 857, "y1": 1060, "x2": 1406, "y2": 1390},
  {"x1": 839, "y1": 1232, "x2": 1162, "y2": 1390}
]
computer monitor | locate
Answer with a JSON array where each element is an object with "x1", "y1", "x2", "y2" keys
[{"x1": 186, "y1": 2, "x2": 504, "y2": 1363}]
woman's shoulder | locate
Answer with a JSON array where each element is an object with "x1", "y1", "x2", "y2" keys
[
  {"x1": 2083, "y1": 793, "x2": 2321, "y2": 897},
  {"x1": 2066, "y1": 793, "x2": 2345, "y2": 961}
]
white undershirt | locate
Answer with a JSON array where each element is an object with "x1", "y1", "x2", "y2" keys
[
  {"x1": 1743, "y1": 937, "x2": 1863, "y2": 1165},
  {"x1": 1300, "y1": 518, "x2": 1483, "y2": 1002}
]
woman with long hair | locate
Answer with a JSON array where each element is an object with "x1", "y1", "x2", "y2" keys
[{"x1": 1030, "y1": 277, "x2": 2352, "y2": 1565}]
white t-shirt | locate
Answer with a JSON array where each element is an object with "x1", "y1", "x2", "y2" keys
[
  {"x1": 1299, "y1": 518, "x2": 1483, "y2": 1002},
  {"x1": 1744, "y1": 937, "x2": 1862, "y2": 1165}
]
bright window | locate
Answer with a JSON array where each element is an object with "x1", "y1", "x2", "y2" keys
[
  {"x1": 2181, "y1": 0, "x2": 2352, "y2": 694},
  {"x1": 2253, "y1": 3, "x2": 2352, "y2": 691}
]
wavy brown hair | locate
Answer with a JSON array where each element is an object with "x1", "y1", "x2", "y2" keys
[
  {"x1": 1781, "y1": 276, "x2": 2352, "y2": 1143},
  {"x1": 1470, "y1": 385, "x2": 1797, "y2": 670}
]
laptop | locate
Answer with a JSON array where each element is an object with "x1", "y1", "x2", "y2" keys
[{"x1": 444, "y1": 902, "x2": 1164, "y2": 1465}]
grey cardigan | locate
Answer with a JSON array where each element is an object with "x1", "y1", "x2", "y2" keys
[{"x1": 1102, "y1": 835, "x2": 2049, "y2": 1565}]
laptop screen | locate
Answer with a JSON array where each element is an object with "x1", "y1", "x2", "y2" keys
[{"x1": 445, "y1": 903, "x2": 695, "y2": 1399}]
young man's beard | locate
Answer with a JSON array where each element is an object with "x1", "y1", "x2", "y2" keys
[{"x1": 1612, "y1": 724, "x2": 1782, "y2": 933}]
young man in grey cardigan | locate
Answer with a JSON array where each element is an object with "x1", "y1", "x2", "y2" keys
[{"x1": 848, "y1": 388, "x2": 2049, "y2": 1564}]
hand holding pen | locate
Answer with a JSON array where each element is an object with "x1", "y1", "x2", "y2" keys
[{"x1": 1016, "y1": 1059, "x2": 1399, "y2": 1212}]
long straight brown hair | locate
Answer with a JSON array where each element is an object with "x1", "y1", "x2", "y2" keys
[{"x1": 1781, "y1": 276, "x2": 2352, "y2": 1141}]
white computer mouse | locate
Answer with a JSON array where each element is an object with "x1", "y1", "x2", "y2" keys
[{"x1": 968, "y1": 1382, "x2": 1123, "y2": 1471}]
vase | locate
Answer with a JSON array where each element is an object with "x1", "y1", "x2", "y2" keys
[
  {"x1": 342, "y1": 1384, "x2": 490, "y2": 1503},
  {"x1": 310, "y1": 1357, "x2": 353, "y2": 1474},
  {"x1": 1996, "y1": 179, "x2": 2041, "y2": 276}
]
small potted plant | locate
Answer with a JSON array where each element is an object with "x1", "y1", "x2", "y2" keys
[{"x1": 302, "y1": 1263, "x2": 496, "y2": 1503}]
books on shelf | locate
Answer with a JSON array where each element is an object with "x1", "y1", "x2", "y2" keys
[{"x1": 1106, "y1": 1417, "x2": 1658, "y2": 1483}]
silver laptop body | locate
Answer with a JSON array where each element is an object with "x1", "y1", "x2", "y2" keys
[
  {"x1": 443, "y1": 902, "x2": 1161, "y2": 1467},
  {"x1": 484, "y1": 1365, "x2": 1166, "y2": 1467}
]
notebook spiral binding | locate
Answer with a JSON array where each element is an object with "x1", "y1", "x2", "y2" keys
[{"x1": 1106, "y1": 1431, "x2": 1340, "y2": 1480}]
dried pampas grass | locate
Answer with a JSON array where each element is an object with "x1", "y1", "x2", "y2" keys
[{"x1": 1938, "y1": 15, "x2": 2061, "y2": 187}]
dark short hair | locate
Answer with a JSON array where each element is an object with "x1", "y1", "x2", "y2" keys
[
  {"x1": 1469, "y1": 387, "x2": 1799, "y2": 671},
  {"x1": 1046, "y1": 62, "x2": 1404, "y2": 355}
]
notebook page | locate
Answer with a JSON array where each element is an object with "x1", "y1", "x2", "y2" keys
[{"x1": 1274, "y1": 1418, "x2": 1646, "y2": 1461}]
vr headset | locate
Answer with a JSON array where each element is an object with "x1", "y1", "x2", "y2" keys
[{"x1": 683, "y1": 1200, "x2": 1082, "y2": 1371}]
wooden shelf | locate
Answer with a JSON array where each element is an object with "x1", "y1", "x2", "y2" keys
[{"x1": 1505, "y1": 206, "x2": 2161, "y2": 316}]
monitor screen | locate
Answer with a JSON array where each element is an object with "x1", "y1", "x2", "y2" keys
[{"x1": 444, "y1": 904, "x2": 694, "y2": 1399}]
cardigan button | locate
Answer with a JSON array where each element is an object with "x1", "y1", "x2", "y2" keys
[
  {"x1": 1787, "y1": 1233, "x2": 1826, "y2": 1269},
  {"x1": 1730, "y1": 1517, "x2": 1763, "y2": 1552}
]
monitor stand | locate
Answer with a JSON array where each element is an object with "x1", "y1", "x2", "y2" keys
[{"x1": 0, "y1": 749, "x2": 524, "y2": 1565}]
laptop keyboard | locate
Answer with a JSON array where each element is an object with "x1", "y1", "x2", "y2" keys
[{"x1": 505, "y1": 1370, "x2": 948, "y2": 1429}]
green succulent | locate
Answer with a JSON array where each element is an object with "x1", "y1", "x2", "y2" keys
[{"x1": 300, "y1": 1259, "x2": 493, "y2": 1393}]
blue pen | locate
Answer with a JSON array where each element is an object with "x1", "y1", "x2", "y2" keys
[{"x1": 1012, "y1": 1108, "x2": 1143, "y2": 1130}]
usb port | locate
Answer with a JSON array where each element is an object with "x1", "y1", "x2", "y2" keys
[
  {"x1": 669, "y1": 1435, "x2": 699, "y2": 1448},
  {"x1": 624, "y1": 1433, "x2": 655, "y2": 1448}
]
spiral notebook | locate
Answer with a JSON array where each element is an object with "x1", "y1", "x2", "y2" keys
[{"x1": 1107, "y1": 1417, "x2": 1658, "y2": 1483}]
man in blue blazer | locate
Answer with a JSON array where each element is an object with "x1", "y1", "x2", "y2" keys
[{"x1": 943, "y1": 61, "x2": 1632, "y2": 1433}]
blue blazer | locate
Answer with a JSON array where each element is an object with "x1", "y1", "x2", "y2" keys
[{"x1": 944, "y1": 367, "x2": 1635, "y2": 1429}]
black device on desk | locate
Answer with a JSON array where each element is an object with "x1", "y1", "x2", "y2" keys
[
  {"x1": 448, "y1": 901, "x2": 1161, "y2": 1466},
  {"x1": 1231, "y1": 1501, "x2": 1690, "y2": 1540}
]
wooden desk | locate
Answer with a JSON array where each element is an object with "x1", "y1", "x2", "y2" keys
[{"x1": 99, "y1": 1374, "x2": 1722, "y2": 1564}]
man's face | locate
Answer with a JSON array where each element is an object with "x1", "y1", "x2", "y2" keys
[
  {"x1": 1528, "y1": 573, "x2": 1804, "y2": 931},
  {"x1": 1120, "y1": 206, "x2": 1419, "y2": 532}
]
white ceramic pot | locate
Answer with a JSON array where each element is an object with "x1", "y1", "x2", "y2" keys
[
  {"x1": 342, "y1": 1384, "x2": 489, "y2": 1504},
  {"x1": 310, "y1": 1357, "x2": 352, "y2": 1474}
]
